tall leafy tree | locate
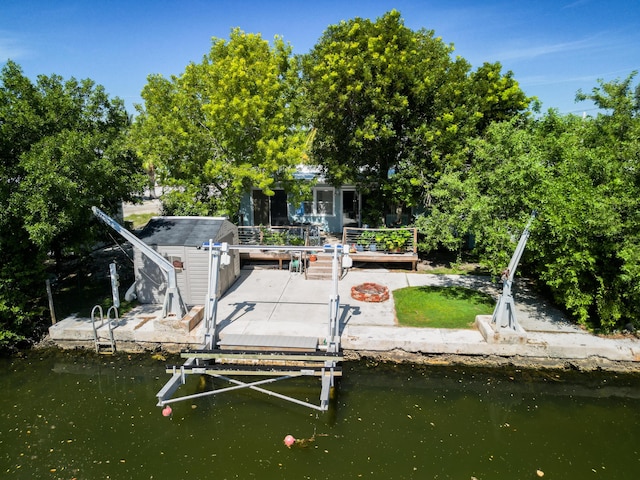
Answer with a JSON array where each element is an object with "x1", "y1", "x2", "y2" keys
[
  {"x1": 131, "y1": 28, "x2": 309, "y2": 218},
  {"x1": 417, "y1": 73, "x2": 640, "y2": 332},
  {"x1": 302, "y1": 10, "x2": 531, "y2": 218},
  {"x1": 0, "y1": 60, "x2": 142, "y2": 349}
]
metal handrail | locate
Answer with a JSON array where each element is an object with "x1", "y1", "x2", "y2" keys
[{"x1": 91, "y1": 304, "x2": 117, "y2": 353}]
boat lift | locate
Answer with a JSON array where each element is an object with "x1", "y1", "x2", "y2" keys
[
  {"x1": 491, "y1": 212, "x2": 537, "y2": 332},
  {"x1": 91, "y1": 207, "x2": 187, "y2": 319},
  {"x1": 156, "y1": 243, "x2": 347, "y2": 412}
]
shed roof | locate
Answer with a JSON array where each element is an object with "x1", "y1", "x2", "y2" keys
[{"x1": 137, "y1": 217, "x2": 233, "y2": 247}]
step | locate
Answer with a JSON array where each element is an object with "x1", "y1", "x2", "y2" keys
[{"x1": 95, "y1": 341, "x2": 116, "y2": 354}]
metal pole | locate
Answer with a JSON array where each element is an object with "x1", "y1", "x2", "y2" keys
[{"x1": 45, "y1": 279, "x2": 57, "y2": 325}]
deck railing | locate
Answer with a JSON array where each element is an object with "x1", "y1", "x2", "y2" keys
[
  {"x1": 342, "y1": 227, "x2": 418, "y2": 253},
  {"x1": 238, "y1": 225, "x2": 323, "y2": 247}
]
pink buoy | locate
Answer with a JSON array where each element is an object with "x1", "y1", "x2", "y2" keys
[
  {"x1": 284, "y1": 434, "x2": 296, "y2": 447},
  {"x1": 162, "y1": 405, "x2": 172, "y2": 417}
]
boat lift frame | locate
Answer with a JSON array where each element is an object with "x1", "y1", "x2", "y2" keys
[
  {"x1": 491, "y1": 212, "x2": 537, "y2": 331},
  {"x1": 92, "y1": 207, "x2": 187, "y2": 319},
  {"x1": 156, "y1": 243, "x2": 346, "y2": 412}
]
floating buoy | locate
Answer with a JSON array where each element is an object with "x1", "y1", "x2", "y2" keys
[
  {"x1": 284, "y1": 434, "x2": 296, "y2": 447},
  {"x1": 162, "y1": 405, "x2": 172, "y2": 417},
  {"x1": 536, "y1": 469, "x2": 544, "y2": 477}
]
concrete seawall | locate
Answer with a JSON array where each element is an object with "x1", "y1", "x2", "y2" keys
[{"x1": 48, "y1": 268, "x2": 640, "y2": 372}]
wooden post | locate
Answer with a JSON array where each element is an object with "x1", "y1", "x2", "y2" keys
[{"x1": 45, "y1": 279, "x2": 57, "y2": 325}]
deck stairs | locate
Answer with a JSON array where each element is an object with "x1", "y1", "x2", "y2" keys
[{"x1": 305, "y1": 253, "x2": 335, "y2": 280}]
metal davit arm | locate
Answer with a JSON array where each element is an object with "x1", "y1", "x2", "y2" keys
[
  {"x1": 491, "y1": 212, "x2": 537, "y2": 331},
  {"x1": 91, "y1": 206, "x2": 187, "y2": 319}
]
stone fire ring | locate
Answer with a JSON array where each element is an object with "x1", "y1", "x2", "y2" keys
[{"x1": 351, "y1": 282, "x2": 390, "y2": 302}]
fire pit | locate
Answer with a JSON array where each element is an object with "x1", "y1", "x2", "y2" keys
[{"x1": 351, "y1": 282, "x2": 389, "y2": 303}]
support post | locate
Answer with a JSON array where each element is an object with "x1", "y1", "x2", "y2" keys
[
  {"x1": 327, "y1": 245, "x2": 341, "y2": 352},
  {"x1": 203, "y1": 240, "x2": 226, "y2": 350},
  {"x1": 45, "y1": 279, "x2": 57, "y2": 325}
]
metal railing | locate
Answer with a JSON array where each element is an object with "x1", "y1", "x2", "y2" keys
[
  {"x1": 342, "y1": 227, "x2": 418, "y2": 253},
  {"x1": 238, "y1": 225, "x2": 323, "y2": 247},
  {"x1": 91, "y1": 305, "x2": 117, "y2": 354}
]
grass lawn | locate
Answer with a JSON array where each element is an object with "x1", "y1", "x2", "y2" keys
[
  {"x1": 393, "y1": 286, "x2": 494, "y2": 329},
  {"x1": 124, "y1": 212, "x2": 156, "y2": 229}
]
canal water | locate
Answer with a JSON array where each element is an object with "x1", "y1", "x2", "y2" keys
[{"x1": 1, "y1": 349, "x2": 639, "y2": 479}]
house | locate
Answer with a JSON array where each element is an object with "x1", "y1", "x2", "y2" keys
[
  {"x1": 134, "y1": 217, "x2": 240, "y2": 306},
  {"x1": 237, "y1": 164, "x2": 419, "y2": 234},
  {"x1": 238, "y1": 166, "x2": 361, "y2": 234}
]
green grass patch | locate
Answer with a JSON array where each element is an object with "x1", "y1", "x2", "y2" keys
[
  {"x1": 124, "y1": 212, "x2": 156, "y2": 229},
  {"x1": 393, "y1": 286, "x2": 494, "y2": 328}
]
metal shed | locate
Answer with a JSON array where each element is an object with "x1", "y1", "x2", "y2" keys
[{"x1": 134, "y1": 216, "x2": 240, "y2": 306}]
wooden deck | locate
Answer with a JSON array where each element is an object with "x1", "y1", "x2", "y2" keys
[
  {"x1": 238, "y1": 249, "x2": 293, "y2": 269},
  {"x1": 236, "y1": 226, "x2": 420, "y2": 271}
]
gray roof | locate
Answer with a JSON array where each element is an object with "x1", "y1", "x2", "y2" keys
[{"x1": 137, "y1": 217, "x2": 232, "y2": 247}]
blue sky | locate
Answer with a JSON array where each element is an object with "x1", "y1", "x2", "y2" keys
[{"x1": 2, "y1": 0, "x2": 639, "y2": 115}]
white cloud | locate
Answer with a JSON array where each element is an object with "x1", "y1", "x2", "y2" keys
[
  {"x1": 494, "y1": 37, "x2": 599, "y2": 62},
  {"x1": 0, "y1": 32, "x2": 30, "y2": 61},
  {"x1": 520, "y1": 67, "x2": 639, "y2": 87}
]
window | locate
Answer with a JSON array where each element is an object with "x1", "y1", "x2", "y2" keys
[
  {"x1": 316, "y1": 188, "x2": 334, "y2": 215},
  {"x1": 299, "y1": 187, "x2": 335, "y2": 216}
]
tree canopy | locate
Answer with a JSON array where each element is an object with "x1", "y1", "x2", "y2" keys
[
  {"x1": 302, "y1": 10, "x2": 532, "y2": 218},
  {"x1": 131, "y1": 28, "x2": 310, "y2": 218},
  {"x1": 0, "y1": 60, "x2": 143, "y2": 349},
  {"x1": 417, "y1": 73, "x2": 640, "y2": 332}
]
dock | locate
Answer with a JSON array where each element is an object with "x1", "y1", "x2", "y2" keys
[{"x1": 49, "y1": 266, "x2": 640, "y2": 410}]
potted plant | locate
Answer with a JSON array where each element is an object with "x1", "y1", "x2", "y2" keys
[
  {"x1": 375, "y1": 229, "x2": 411, "y2": 253},
  {"x1": 359, "y1": 230, "x2": 377, "y2": 251}
]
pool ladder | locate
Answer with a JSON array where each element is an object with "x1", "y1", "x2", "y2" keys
[{"x1": 91, "y1": 305, "x2": 118, "y2": 354}]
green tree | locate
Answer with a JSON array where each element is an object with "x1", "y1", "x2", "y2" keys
[
  {"x1": 302, "y1": 10, "x2": 531, "y2": 215},
  {"x1": 0, "y1": 60, "x2": 142, "y2": 349},
  {"x1": 417, "y1": 73, "x2": 640, "y2": 332},
  {"x1": 131, "y1": 28, "x2": 309, "y2": 218}
]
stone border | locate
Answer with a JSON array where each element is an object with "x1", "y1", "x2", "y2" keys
[{"x1": 351, "y1": 282, "x2": 390, "y2": 302}]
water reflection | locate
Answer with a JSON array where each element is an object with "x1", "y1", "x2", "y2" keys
[{"x1": 1, "y1": 350, "x2": 639, "y2": 479}]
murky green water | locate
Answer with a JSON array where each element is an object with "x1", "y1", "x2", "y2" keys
[{"x1": 1, "y1": 349, "x2": 639, "y2": 479}]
